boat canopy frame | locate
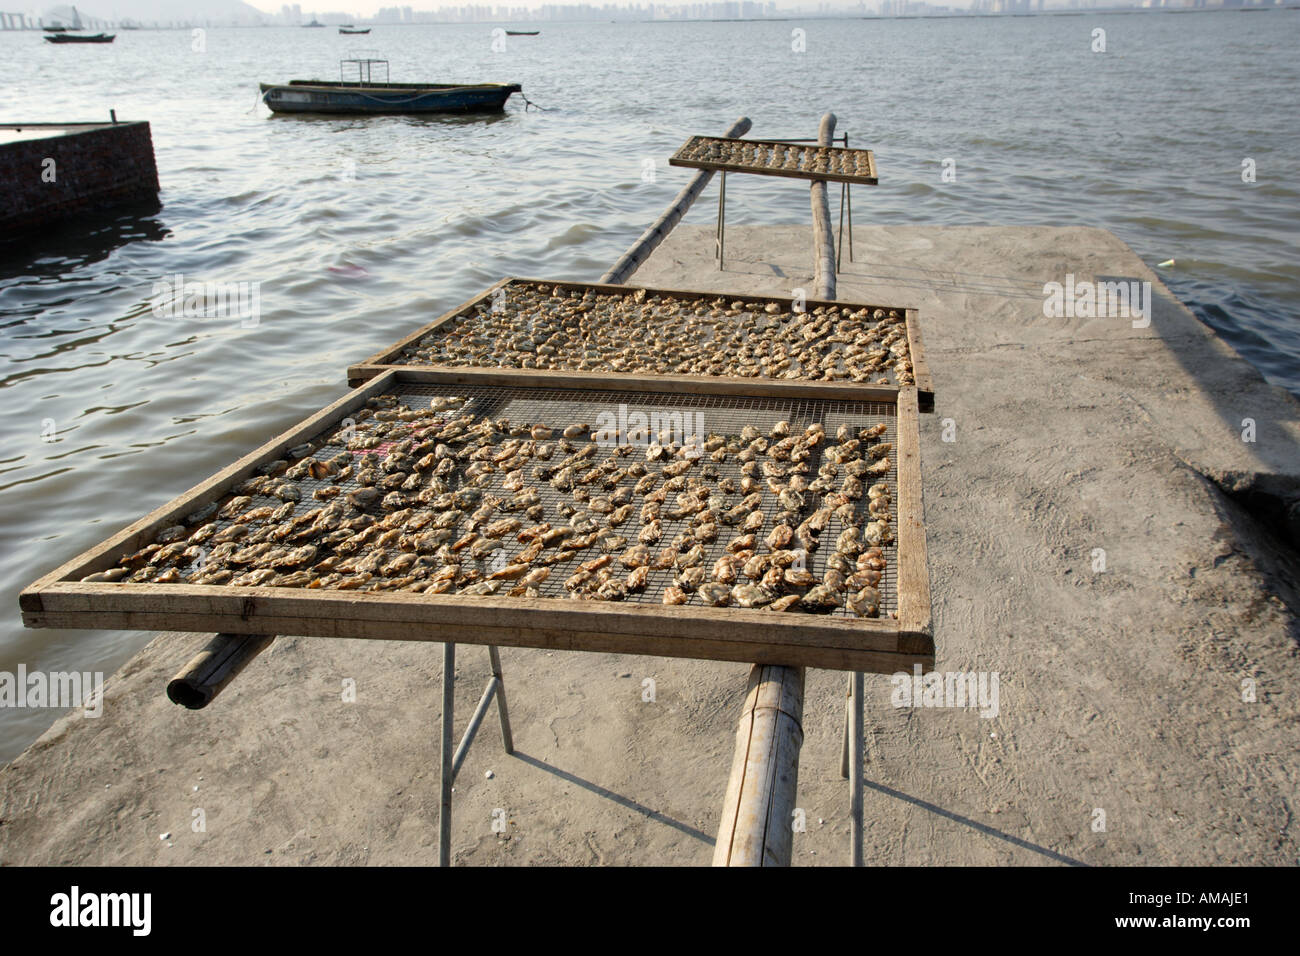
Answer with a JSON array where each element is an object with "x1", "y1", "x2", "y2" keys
[{"x1": 340, "y1": 54, "x2": 389, "y2": 86}]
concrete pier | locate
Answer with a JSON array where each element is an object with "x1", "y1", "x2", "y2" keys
[{"x1": 1, "y1": 225, "x2": 1296, "y2": 866}]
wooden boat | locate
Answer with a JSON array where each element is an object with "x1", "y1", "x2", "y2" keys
[
  {"x1": 261, "y1": 79, "x2": 521, "y2": 114},
  {"x1": 339, "y1": 27, "x2": 370, "y2": 34},
  {"x1": 505, "y1": 30, "x2": 539, "y2": 36},
  {"x1": 45, "y1": 33, "x2": 115, "y2": 43},
  {"x1": 261, "y1": 58, "x2": 520, "y2": 115}
]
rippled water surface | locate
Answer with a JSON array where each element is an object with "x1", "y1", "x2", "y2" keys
[{"x1": 1, "y1": 12, "x2": 1297, "y2": 761}]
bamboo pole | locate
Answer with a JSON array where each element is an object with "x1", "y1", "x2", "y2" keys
[
  {"x1": 810, "y1": 112, "x2": 837, "y2": 301},
  {"x1": 166, "y1": 633, "x2": 274, "y2": 709},
  {"x1": 712, "y1": 664, "x2": 805, "y2": 866},
  {"x1": 714, "y1": 113, "x2": 845, "y2": 867},
  {"x1": 600, "y1": 115, "x2": 753, "y2": 285}
]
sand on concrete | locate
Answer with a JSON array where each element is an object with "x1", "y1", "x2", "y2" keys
[{"x1": 1, "y1": 225, "x2": 1297, "y2": 866}]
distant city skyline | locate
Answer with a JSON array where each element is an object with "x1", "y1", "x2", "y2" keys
[
  {"x1": 10, "y1": 0, "x2": 1289, "y2": 30},
  {"x1": 251, "y1": 0, "x2": 1291, "y2": 18}
]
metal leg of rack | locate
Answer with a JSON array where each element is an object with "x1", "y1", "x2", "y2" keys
[
  {"x1": 715, "y1": 171, "x2": 727, "y2": 270},
  {"x1": 836, "y1": 181, "x2": 855, "y2": 271},
  {"x1": 438, "y1": 642, "x2": 515, "y2": 867},
  {"x1": 840, "y1": 671, "x2": 865, "y2": 867}
]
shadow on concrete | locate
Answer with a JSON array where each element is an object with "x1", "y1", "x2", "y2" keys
[
  {"x1": 1115, "y1": 273, "x2": 1300, "y2": 473},
  {"x1": 836, "y1": 262, "x2": 1050, "y2": 303},
  {"x1": 1121, "y1": 272, "x2": 1300, "y2": 555},
  {"x1": 511, "y1": 750, "x2": 715, "y2": 845},
  {"x1": 864, "y1": 777, "x2": 1090, "y2": 867}
]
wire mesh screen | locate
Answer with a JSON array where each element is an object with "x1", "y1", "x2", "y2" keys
[{"x1": 88, "y1": 383, "x2": 900, "y2": 620}]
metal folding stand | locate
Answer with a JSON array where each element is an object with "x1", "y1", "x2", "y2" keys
[
  {"x1": 837, "y1": 177, "x2": 855, "y2": 270},
  {"x1": 715, "y1": 170, "x2": 728, "y2": 269},
  {"x1": 714, "y1": 133, "x2": 856, "y2": 272},
  {"x1": 839, "y1": 671, "x2": 865, "y2": 867},
  {"x1": 439, "y1": 642, "x2": 514, "y2": 867}
]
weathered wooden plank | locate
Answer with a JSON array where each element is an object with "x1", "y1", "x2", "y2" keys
[
  {"x1": 348, "y1": 364, "x2": 909, "y2": 404},
  {"x1": 905, "y1": 307, "x2": 935, "y2": 411},
  {"x1": 22, "y1": 607, "x2": 931, "y2": 674},
  {"x1": 26, "y1": 580, "x2": 915, "y2": 653},
  {"x1": 895, "y1": 388, "x2": 932, "y2": 639}
]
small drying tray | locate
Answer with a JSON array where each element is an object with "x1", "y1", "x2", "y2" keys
[{"x1": 669, "y1": 135, "x2": 879, "y2": 186}]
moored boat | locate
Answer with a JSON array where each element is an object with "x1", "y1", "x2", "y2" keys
[
  {"x1": 260, "y1": 57, "x2": 521, "y2": 115},
  {"x1": 505, "y1": 30, "x2": 539, "y2": 36},
  {"x1": 339, "y1": 27, "x2": 370, "y2": 34},
  {"x1": 45, "y1": 33, "x2": 115, "y2": 43},
  {"x1": 261, "y1": 80, "x2": 521, "y2": 114}
]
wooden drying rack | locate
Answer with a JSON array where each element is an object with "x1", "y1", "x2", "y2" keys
[
  {"x1": 668, "y1": 133, "x2": 878, "y2": 272},
  {"x1": 20, "y1": 369, "x2": 932, "y2": 673},
  {"x1": 669, "y1": 134, "x2": 880, "y2": 186},
  {"x1": 21, "y1": 367, "x2": 933, "y2": 868},
  {"x1": 345, "y1": 276, "x2": 934, "y2": 412}
]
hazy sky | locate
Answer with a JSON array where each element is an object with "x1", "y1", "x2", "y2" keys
[{"x1": 64, "y1": 0, "x2": 876, "y2": 23}]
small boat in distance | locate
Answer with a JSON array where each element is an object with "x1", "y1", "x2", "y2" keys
[
  {"x1": 260, "y1": 57, "x2": 521, "y2": 115},
  {"x1": 45, "y1": 33, "x2": 115, "y2": 43},
  {"x1": 43, "y1": 26, "x2": 68, "y2": 32},
  {"x1": 339, "y1": 27, "x2": 370, "y2": 34},
  {"x1": 505, "y1": 30, "x2": 539, "y2": 36},
  {"x1": 303, "y1": 19, "x2": 325, "y2": 27}
]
